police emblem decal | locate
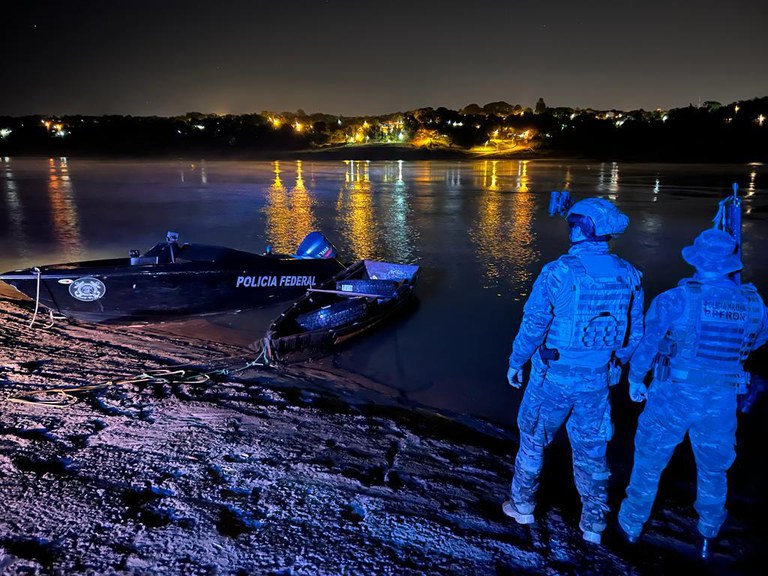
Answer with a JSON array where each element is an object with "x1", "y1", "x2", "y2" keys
[{"x1": 69, "y1": 277, "x2": 107, "y2": 302}]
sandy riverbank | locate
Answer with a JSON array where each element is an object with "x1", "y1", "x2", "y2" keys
[{"x1": 0, "y1": 293, "x2": 762, "y2": 575}]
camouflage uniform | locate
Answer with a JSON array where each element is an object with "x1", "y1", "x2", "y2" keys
[
  {"x1": 506, "y1": 199, "x2": 644, "y2": 543},
  {"x1": 619, "y1": 231, "x2": 768, "y2": 544}
]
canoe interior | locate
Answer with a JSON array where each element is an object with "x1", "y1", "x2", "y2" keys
[{"x1": 263, "y1": 260, "x2": 420, "y2": 363}]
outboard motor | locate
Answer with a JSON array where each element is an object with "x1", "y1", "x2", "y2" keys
[{"x1": 295, "y1": 231, "x2": 338, "y2": 259}]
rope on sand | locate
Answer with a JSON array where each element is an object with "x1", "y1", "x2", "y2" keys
[
  {"x1": 6, "y1": 353, "x2": 272, "y2": 408},
  {"x1": 6, "y1": 369, "x2": 207, "y2": 407}
]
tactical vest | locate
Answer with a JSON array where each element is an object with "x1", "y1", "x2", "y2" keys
[
  {"x1": 668, "y1": 280, "x2": 765, "y2": 374},
  {"x1": 545, "y1": 254, "x2": 640, "y2": 352}
]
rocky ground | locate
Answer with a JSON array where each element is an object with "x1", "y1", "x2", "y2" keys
[{"x1": 0, "y1": 294, "x2": 764, "y2": 575}]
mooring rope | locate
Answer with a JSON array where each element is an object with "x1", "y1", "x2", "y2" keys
[
  {"x1": 27, "y1": 267, "x2": 42, "y2": 329},
  {"x1": 6, "y1": 349, "x2": 272, "y2": 407},
  {"x1": 7, "y1": 369, "x2": 210, "y2": 407}
]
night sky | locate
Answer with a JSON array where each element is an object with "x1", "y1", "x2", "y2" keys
[{"x1": 4, "y1": 0, "x2": 767, "y2": 117}]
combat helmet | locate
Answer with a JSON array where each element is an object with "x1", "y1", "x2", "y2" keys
[{"x1": 566, "y1": 198, "x2": 629, "y2": 239}]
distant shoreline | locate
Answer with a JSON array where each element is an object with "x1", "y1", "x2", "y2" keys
[
  {"x1": 0, "y1": 145, "x2": 674, "y2": 164},
  {"x1": 4, "y1": 97, "x2": 766, "y2": 163},
  {"x1": 2, "y1": 144, "x2": 761, "y2": 164},
  {"x1": 274, "y1": 144, "x2": 549, "y2": 162},
  {"x1": 1, "y1": 144, "x2": 545, "y2": 162}
]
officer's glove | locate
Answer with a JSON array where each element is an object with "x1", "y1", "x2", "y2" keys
[
  {"x1": 628, "y1": 377, "x2": 647, "y2": 403},
  {"x1": 507, "y1": 366, "x2": 524, "y2": 389}
]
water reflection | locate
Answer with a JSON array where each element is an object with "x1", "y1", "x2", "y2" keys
[
  {"x1": 179, "y1": 162, "x2": 208, "y2": 184},
  {"x1": 412, "y1": 162, "x2": 436, "y2": 212},
  {"x1": 383, "y1": 161, "x2": 415, "y2": 261},
  {"x1": 47, "y1": 157, "x2": 82, "y2": 257},
  {"x1": 289, "y1": 161, "x2": 316, "y2": 244},
  {"x1": 1, "y1": 158, "x2": 28, "y2": 258},
  {"x1": 445, "y1": 163, "x2": 461, "y2": 188},
  {"x1": 744, "y1": 168, "x2": 758, "y2": 215},
  {"x1": 483, "y1": 160, "x2": 500, "y2": 191},
  {"x1": 469, "y1": 160, "x2": 539, "y2": 290},
  {"x1": 382, "y1": 159, "x2": 404, "y2": 184},
  {"x1": 597, "y1": 161, "x2": 621, "y2": 200},
  {"x1": 263, "y1": 161, "x2": 317, "y2": 253},
  {"x1": 337, "y1": 160, "x2": 379, "y2": 259},
  {"x1": 609, "y1": 162, "x2": 620, "y2": 198},
  {"x1": 516, "y1": 160, "x2": 530, "y2": 193}
]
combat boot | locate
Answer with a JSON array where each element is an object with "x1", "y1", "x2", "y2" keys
[
  {"x1": 582, "y1": 530, "x2": 602, "y2": 545},
  {"x1": 502, "y1": 499, "x2": 535, "y2": 525}
]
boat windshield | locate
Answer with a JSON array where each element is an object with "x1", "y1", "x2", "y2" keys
[
  {"x1": 363, "y1": 260, "x2": 420, "y2": 282},
  {"x1": 173, "y1": 244, "x2": 270, "y2": 265}
]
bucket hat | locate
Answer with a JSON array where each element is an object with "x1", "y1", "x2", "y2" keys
[{"x1": 681, "y1": 228, "x2": 742, "y2": 273}]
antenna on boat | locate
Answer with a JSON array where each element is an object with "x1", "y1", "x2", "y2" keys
[{"x1": 166, "y1": 231, "x2": 179, "y2": 263}]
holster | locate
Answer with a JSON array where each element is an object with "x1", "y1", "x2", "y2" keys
[
  {"x1": 652, "y1": 336, "x2": 677, "y2": 382},
  {"x1": 538, "y1": 345, "x2": 560, "y2": 365},
  {"x1": 608, "y1": 358, "x2": 622, "y2": 387}
]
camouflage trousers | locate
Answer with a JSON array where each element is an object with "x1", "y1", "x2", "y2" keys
[
  {"x1": 511, "y1": 361, "x2": 613, "y2": 534},
  {"x1": 618, "y1": 379, "x2": 738, "y2": 539}
]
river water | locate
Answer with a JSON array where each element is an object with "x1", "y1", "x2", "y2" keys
[{"x1": 1, "y1": 157, "x2": 766, "y2": 426}]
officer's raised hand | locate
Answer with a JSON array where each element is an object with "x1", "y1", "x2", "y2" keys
[
  {"x1": 507, "y1": 366, "x2": 524, "y2": 388},
  {"x1": 628, "y1": 377, "x2": 647, "y2": 402}
]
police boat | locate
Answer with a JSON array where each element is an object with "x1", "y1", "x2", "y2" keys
[
  {"x1": 260, "y1": 259, "x2": 420, "y2": 364},
  {"x1": 0, "y1": 231, "x2": 345, "y2": 324}
]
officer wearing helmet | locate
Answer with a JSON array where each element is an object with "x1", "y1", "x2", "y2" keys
[
  {"x1": 503, "y1": 197, "x2": 644, "y2": 545},
  {"x1": 618, "y1": 228, "x2": 768, "y2": 558}
]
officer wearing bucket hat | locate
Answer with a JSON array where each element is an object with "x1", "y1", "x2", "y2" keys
[
  {"x1": 618, "y1": 228, "x2": 768, "y2": 558},
  {"x1": 504, "y1": 198, "x2": 644, "y2": 545}
]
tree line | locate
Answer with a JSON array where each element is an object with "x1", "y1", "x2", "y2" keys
[{"x1": 0, "y1": 97, "x2": 766, "y2": 162}]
